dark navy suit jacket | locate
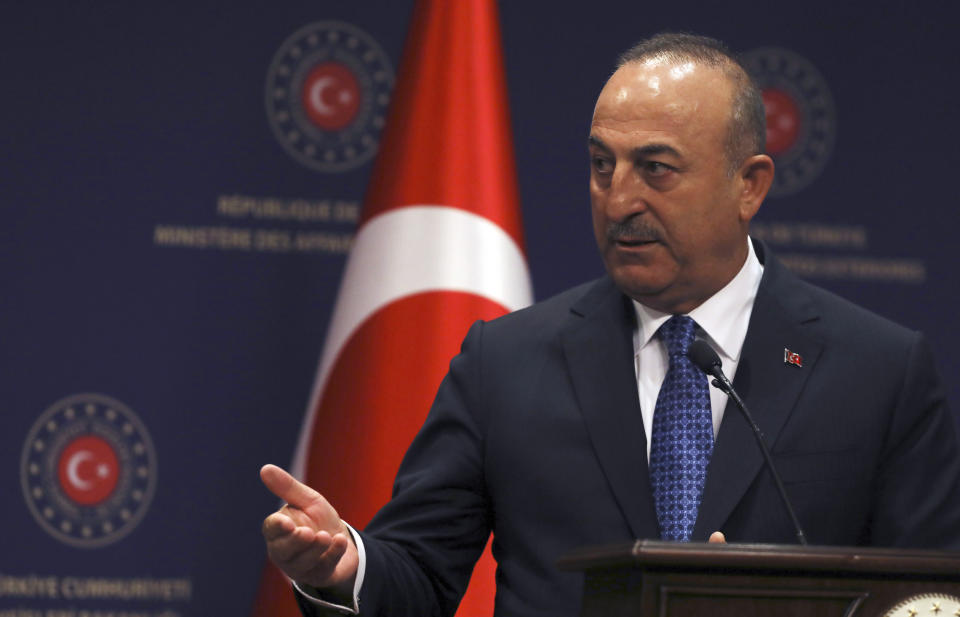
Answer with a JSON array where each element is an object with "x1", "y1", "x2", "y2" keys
[{"x1": 300, "y1": 241, "x2": 960, "y2": 617}]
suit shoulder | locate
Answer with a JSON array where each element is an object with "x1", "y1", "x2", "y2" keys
[
  {"x1": 476, "y1": 277, "x2": 606, "y2": 343},
  {"x1": 789, "y1": 275, "x2": 921, "y2": 350}
]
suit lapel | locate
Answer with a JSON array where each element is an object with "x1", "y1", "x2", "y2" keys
[
  {"x1": 693, "y1": 244, "x2": 823, "y2": 540},
  {"x1": 560, "y1": 278, "x2": 660, "y2": 539}
]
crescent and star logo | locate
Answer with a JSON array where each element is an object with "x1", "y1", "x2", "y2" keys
[
  {"x1": 21, "y1": 393, "x2": 157, "y2": 548},
  {"x1": 57, "y1": 435, "x2": 120, "y2": 505},
  {"x1": 302, "y1": 62, "x2": 361, "y2": 130},
  {"x1": 265, "y1": 21, "x2": 394, "y2": 173},
  {"x1": 742, "y1": 47, "x2": 837, "y2": 198}
]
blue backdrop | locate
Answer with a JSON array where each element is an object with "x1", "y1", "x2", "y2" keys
[{"x1": 2, "y1": 2, "x2": 958, "y2": 616}]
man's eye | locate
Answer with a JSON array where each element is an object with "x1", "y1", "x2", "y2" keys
[
  {"x1": 644, "y1": 161, "x2": 672, "y2": 176},
  {"x1": 592, "y1": 157, "x2": 613, "y2": 173}
]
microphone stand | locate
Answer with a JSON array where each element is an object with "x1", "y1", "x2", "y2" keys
[{"x1": 689, "y1": 340, "x2": 808, "y2": 546}]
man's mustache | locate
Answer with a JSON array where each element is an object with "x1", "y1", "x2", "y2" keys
[{"x1": 606, "y1": 216, "x2": 662, "y2": 244}]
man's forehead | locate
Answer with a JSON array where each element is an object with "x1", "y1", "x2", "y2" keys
[
  {"x1": 593, "y1": 59, "x2": 731, "y2": 132},
  {"x1": 603, "y1": 58, "x2": 727, "y2": 100},
  {"x1": 621, "y1": 56, "x2": 699, "y2": 87}
]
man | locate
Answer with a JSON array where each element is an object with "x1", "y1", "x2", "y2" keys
[{"x1": 261, "y1": 33, "x2": 960, "y2": 616}]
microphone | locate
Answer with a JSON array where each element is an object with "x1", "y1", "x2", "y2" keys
[{"x1": 688, "y1": 339, "x2": 808, "y2": 546}]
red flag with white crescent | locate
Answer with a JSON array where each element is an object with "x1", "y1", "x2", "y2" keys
[{"x1": 251, "y1": 1, "x2": 531, "y2": 615}]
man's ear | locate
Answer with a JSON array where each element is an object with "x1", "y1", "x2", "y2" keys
[{"x1": 737, "y1": 154, "x2": 775, "y2": 222}]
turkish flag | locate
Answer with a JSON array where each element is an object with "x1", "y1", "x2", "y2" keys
[{"x1": 251, "y1": 1, "x2": 531, "y2": 615}]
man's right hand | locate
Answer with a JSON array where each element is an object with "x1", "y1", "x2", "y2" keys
[{"x1": 260, "y1": 464, "x2": 359, "y2": 598}]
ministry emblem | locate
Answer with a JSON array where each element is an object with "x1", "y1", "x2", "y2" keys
[
  {"x1": 21, "y1": 393, "x2": 157, "y2": 548},
  {"x1": 742, "y1": 47, "x2": 836, "y2": 197},
  {"x1": 266, "y1": 21, "x2": 395, "y2": 173}
]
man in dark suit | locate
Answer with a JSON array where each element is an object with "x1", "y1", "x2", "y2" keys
[{"x1": 260, "y1": 33, "x2": 960, "y2": 616}]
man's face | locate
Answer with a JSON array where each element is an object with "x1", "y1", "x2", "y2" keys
[{"x1": 589, "y1": 59, "x2": 756, "y2": 313}]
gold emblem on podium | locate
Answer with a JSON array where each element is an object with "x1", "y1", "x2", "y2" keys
[{"x1": 884, "y1": 594, "x2": 960, "y2": 617}]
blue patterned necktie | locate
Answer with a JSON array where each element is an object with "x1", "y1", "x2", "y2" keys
[{"x1": 649, "y1": 315, "x2": 714, "y2": 541}]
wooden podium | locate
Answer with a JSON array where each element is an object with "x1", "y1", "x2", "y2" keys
[{"x1": 558, "y1": 541, "x2": 960, "y2": 617}]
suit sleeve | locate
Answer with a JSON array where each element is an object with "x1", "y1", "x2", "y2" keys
[
  {"x1": 300, "y1": 320, "x2": 493, "y2": 617},
  {"x1": 868, "y1": 332, "x2": 960, "y2": 549}
]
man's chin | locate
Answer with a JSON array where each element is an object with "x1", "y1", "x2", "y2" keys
[{"x1": 608, "y1": 268, "x2": 672, "y2": 305}]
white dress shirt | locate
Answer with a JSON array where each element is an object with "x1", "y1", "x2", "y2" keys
[{"x1": 633, "y1": 237, "x2": 763, "y2": 458}]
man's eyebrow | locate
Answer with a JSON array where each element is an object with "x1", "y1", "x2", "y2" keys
[
  {"x1": 587, "y1": 137, "x2": 682, "y2": 160},
  {"x1": 632, "y1": 143, "x2": 682, "y2": 159},
  {"x1": 587, "y1": 135, "x2": 609, "y2": 151}
]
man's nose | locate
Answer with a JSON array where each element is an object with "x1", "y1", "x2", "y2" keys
[{"x1": 607, "y1": 167, "x2": 650, "y2": 218}]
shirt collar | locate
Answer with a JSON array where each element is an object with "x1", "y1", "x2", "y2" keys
[{"x1": 632, "y1": 237, "x2": 764, "y2": 362}]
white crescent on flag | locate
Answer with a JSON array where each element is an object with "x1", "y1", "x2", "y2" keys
[{"x1": 292, "y1": 204, "x2": 532, "y2": 477}]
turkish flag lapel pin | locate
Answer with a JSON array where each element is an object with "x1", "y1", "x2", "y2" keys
[{"x1": 783, "y1": 348, "x2": 803, "y2": 368}]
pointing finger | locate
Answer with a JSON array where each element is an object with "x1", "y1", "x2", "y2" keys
[{"x1": 260, "y1": 464, "x2": 322, "y2": 510}]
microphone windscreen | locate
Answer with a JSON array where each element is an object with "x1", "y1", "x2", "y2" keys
[{"x1": 688, "y1": 339, "x2": 722, "y2": 374}]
